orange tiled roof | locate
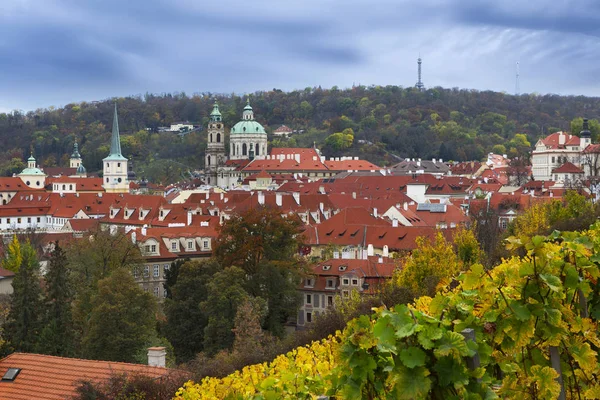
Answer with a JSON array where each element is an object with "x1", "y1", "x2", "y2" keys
[
  {"x1": 0, "y1": 352, "x2": 171, "y2": 400},
  {"x1": 552, "y1": 162, "x2": 583, "y2": 174}
]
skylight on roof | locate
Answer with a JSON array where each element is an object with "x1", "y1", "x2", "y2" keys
[{"x1": 2, "y1": 368, "x2": 21, "y2": 381}]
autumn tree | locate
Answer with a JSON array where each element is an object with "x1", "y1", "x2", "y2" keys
[
  {"x1": 81, "y1": 269, "x2": 157, "y2": 362},
  {"x1": 393, "y1": 232, "x2": 461, "y2": 297},
  {"x1": 3, "y1": 241, "x2": 43, "y2": 353}
]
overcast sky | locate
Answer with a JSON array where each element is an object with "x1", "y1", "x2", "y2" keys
[{"x1": 1, "y1": 0, "x2": 599, "y2": 111}]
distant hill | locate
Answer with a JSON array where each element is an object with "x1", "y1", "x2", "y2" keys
[{"x1": 1, "y1": 86, "x2": 599, "y2": 183}]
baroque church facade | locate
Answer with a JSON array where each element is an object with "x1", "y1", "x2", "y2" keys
[{"x1": 204, "y1": 99, "x2": 268, "y2": 188}]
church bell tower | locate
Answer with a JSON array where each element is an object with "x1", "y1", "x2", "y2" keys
[{"x1": 205, "y1": 100, "x2": 225, "y2": 186}]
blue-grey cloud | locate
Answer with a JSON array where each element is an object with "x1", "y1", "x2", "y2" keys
[{"x1": 1, "y1": 0, "x2": 600, "y2": 111}]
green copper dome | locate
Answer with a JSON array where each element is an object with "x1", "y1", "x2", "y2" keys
[
  {"x1": 231, "y1": 120, "x2": 266, "y2": 135},
  {"x1": 28, "y1": 155, "x2": 35, "y2": 162}
]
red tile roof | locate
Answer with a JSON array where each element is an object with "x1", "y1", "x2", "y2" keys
[
  {"x1": 552, "y1": 162, "x2": 583, "y2": 174},
  {"x1": 324, "y1": 159, "x2": 381, "y2": 171},
  {"x1": 0, "y1": 352, "x2": 171, "y2": 400},
  {"x1": 539, "y1": 132, "x2": 580, "y2": 149}
]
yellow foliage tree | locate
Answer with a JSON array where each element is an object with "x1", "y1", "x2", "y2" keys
[
  {"x1": 393, "y1": 232, "x2": 461, "y2": 297},
  {"x1": 2, "y1": 235, "x2": 22, "y2": 273}
]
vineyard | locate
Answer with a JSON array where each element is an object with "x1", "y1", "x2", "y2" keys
[{"x1": 175, "y1": 225, "x2": 600, "y2": 399}]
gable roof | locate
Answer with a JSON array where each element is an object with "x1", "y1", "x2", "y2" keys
[
  {"x1": 0, "y1": 352, "x2": 171, "y2": 400},
  {"x1": 552, "y1": 162, "x2": 584, "y2": 174},
  {"x1": 537, "y1": 132, "x2": 580, "y2": 149}
]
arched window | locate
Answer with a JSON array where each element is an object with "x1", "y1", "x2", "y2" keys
[
  {"x1": 255, "y1": 143, "x2": 259, "y2": 155},
  {"x1": 207, "y1": 155, "x2": 211, "y2": 166},
  {"x1": 243, "y1": 127, "x2": 246, "y2": 132},
  {"x1": 217, "y1": 124, "x2": 221, "y2": 129},
  {"x1": 217, "y1": 133, "x2": 221, "y2": 142},
  {"x1": 106, "y1": 178, "x2": 109, "y2": 183},
  {"x1": 236, "y1": 145, "x2": 239, "y2": 155},
  {"x1": 62, "y1": 184, "x2": 65, "y2": 190},
  {"x1": 210, "y1": 133, "x2": 213, "y2": 142},
  {"x1": 242, "y1": 143, "x2": 247, "y2": 156}
]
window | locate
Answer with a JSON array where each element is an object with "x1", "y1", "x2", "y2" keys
[
  {"x1": 118, "y1": 178, "x2": 122, "y2": 183},
  {"x1": 7, "y1": 218, "x2": 11, "y2": 223},
  {"x1": 306, "y1": 294, "x2": 312, "y2": 304},
  {"x1": 133, "y1": 267, "x2": 139, "y2": 279},
  {"x1": 306, "y1": 312, "x2": 312, "y2": 323},
  {"x1": 26, "y1": 181, "x2": 30, "y2": 186},
  {"x1": 305, "y1": 278, "x2": 314, "y2": 287},
  {"x1": 69, "y1": 184, "x2": 73, "y2": 190},
  {"x1": 62, "y1": 185, "x2": 66, "y2": 190},
  {"x1": 552, "y1": 156, "x2": 555, "y2": 163},
  {"x1": 163, "y1": 287, "x2": 168, "y2": 298},
  {"x1": 36, "y1": 217, "x2": 40, "y2": 223},
  {"x1": 17, "y1": 218, "x2": 21, "y2": 224},
  {"x1": 326, "y1": 279, "x2": 334, "y2": 288},
  {"x1": 171, "y1": 241, "x2": 177, "y2": 250},
  {"x1": 343, "y1": 290, "x2": 349, "y2": 298},
  {"x1": 342, "y1": 278, "x2": 349, "y2": 285},
  {"x1": 187, "y1": 241, "x2": 193, "y2": 249},
  {"x1": 144, "y1": 266, "x2": 150, "y2": 277},
  {"x1": 153, "y1": 265, "x2": 159, "y2": 278},
  {"x1": 154, "y1": 287, "x2": 159, "y2": 297},
  {"x1": 118, "y1": 163, "x2": 121, "y2": 168},
  {"x1": 327, "y1": 296, "x2": 334, "y2": 306},
  {"x1": 164, "y1": 264, "x2": 170, "y2": 275},
  {"x1": 106, "y1": 178, "x2": 109, "y2": 183},
  {"x1": 27, "y1": 217, "x2": 31, "y2": 223},
  {"x1": 144, "y1": 245, "x2": 150, "y2": 253},
  {"x1": 203, "y1": 240, "x2": 209, "y2": 248},
  {"x1": 151, "y1": 245, "x2": 156, "y2": 252},
  {"x1": 352, "y1": 279, "x2": 358, "y2": 286}
]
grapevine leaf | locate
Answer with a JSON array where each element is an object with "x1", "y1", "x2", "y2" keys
[
  {"x1": 519, "y1": 262, "x2": 534, "y2": 277},
  {"x1": 539, "y1": 273, "x2": 562, "y2": 292},
  {"x1": 530, "y1": 365, "x2": 560, "y2": 399},
  {"x1": 417, "y1": 324, "x2": 443, "y2": 350},
  {"x1": 390, "y1": 305, "x2": 417, "y2": 338},
  {"x1": 399, "y1": 346, "x2": 427, "y2": 368},
  {"x1": 373, "y1": 316, "x2": 397, "y2": 353},
  {"x1": 584, "y1": 384, "x2": 600, "y2": 399},
  {"x1": 434, "y1": 331, "x2": 469, "y2": 358},
  {"x1": 461, "y1": 264, "x2": 483, "y2": 290},
  {"x1": 563, "y1": 264, "x2": 580, "y2": 290},
  {"x1": 544, "y1": 307, "x2": 561, "y2": 326},
  {"x1": 531, "y1": 235, "x2": 546, "y2": 248},
  {"x1": 432, "y1": 356, "x2": 469, "y2": 388},
  {"x1": 571, "y1": 342, "x2": 598, "y2": 373},
  {"x1": 260, "y1": 377, "x2": 277, "y2": 390},
  {"x1": 510, "y1": 301, "x2": 531, "y2": 321},
  {"x1": 390, "y1": 365, "x2": 432, "y2": 399}
]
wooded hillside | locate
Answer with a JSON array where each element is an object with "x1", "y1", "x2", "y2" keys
[{"x1": 2, "y1": 86, "x2": 600, "y2": 183}]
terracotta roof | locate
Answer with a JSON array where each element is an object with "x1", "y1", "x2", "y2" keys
[
  {"x1": 450, "y1": 161, "x2": 482, "y2": 176},
  {"x1": 273, "y1": 125, "x2": 293, "y2": 133},
  {"x1": 538, "y1": 132, "x2": 580, "y2": 149},
  {"x1": 0, "y1": 178, "x2": 40, "y2": 192},
  {"x1": 552, "y1": 162, "x2": 584, "y2": 174},
  {"x1": 583, "y1": 143, "x2": 600, "y2": 153},
  {"x1": 324, "y1": 159, "x2": 381, "y2": 171},
  {"x1": 42, "y1": 167, "x2": 77, "y2": 177},
  {"x1": 0, "y1": 352, "x2": 171, "y2": 400},
  {"x1": 0, "y1": 267, "x2": 15, "y2": 278}
]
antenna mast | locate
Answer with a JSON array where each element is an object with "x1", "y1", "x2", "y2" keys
[
  {"x1": 415, "y1": 55, "x2": 425, "y2": 92},
  {"x1": 515, "y1": 61, "x2": 520, "y2": 95}
]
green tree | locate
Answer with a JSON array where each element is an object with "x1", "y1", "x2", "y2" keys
[
  {"x1": 164, "y1": 260, "x2": 217, "y2": 363},
  {"x1": 4, "y1": 241, "x2": 43, "y2": 352},
  {"x1": 571, "y1": 117, "x2": 600, "y2": 141},
  {"x1": 202, "y1": 266, "x2": 250, "y2": 355},
  {"x1": 37, "y1": 242, "x2": 75, "y2": 356},
  {"x1": 82, "y1": 268, "x2": 157, "y2": 362}
]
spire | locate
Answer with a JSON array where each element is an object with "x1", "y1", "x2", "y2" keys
[
  {"x1": 210, "y1": 100, "x2": 222, "y2": 122},
  {"x1": 27, "y1": 145, "x2": 36, "y2": 168},
  {"x1": 71, "y1": 140, "x2": 81, "y2": 159},
  {"x1": 581, "y1": 118, "x2": 591, "y2": 139},
  {"x1": 105, "y1": 103, "x2": 127, "y2": 161},
  {"x1": 242, "y1": 97, "x2": 254, "y2": 120}
]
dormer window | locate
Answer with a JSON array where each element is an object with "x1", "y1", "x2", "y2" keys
[
  {"x1": 322, "y1": 265, "x2": 331, "y2": 271},
  {"x1": 171, "y1": 241, "x2": 178, "y2": 251},
  {"x1": 339, "y1": 266, "x2": 347, "y2": 271},
  {"x1": 305, "y1": 278, "x2": 314, "y2": 287}
]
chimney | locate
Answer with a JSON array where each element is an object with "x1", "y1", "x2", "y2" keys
[
  {"x1": 206, "y1": 192, "x2": 209, "y2": 199},
  {"x1": 294, "y1": 154, "x2": 301, "y2": 163},
  {"x1": 276, "y1": 193, "x2": 282, "y2": 207},
  {"x1": 383, "y1": 245, "x2": 389, "y2": 257},
  {"x1": 131, "y1": 232, "x2": 136, "y2": 244},
  {"x1": 352, "y1": 192, "x2": 356, "y2": 199},
  {"x1": 367, "y1": 244, "x2": 374, "y2": 257},
  {"x1": 378, "y1": 257, "x2": 383, "y2": 264},
  {"x1": 558, "y1": 133, "x2": 566, "y2": 145},
  {"x1": 392, "y1": 219, "x2": 398, "y2": 227},
  {"x1": 257, "y1": 191, "x2": 265, "y2": 205},
  {"x1": 141, "y1": 224, "x2": 147, "y2": 236},
  {"x1": 147, "y1": 347, "x2": 166, "y2": 368},
  {"x1": 403, "y1": 202, "x2": 408, "y2": 211},
  {"x1": 333, "y1": 251, "x2": 340, "y2": 259},
  {"x1": 373, "y1": 207, "x2": 378, "y2": 218},
  {"x1": 187, "y1": 210, "x2": 193, "y2": 226},
  {"x1": 292, "y1": 192, "x2": 300, "y2": 205}
]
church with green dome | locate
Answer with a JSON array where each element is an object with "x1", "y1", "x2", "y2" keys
[{"x1": 229, "y1": 99, "x2": 268, "y2": 161}]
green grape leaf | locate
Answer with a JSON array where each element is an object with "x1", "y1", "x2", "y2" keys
[
  {"x1": 432, "y1": 356, "x2": 469, "y2": 388},
  {"x1": 545, "y1": 307, "x2": 561, "y2": 326},
  {"x1": 390, "y1": 305, "x2": 418, "y2": 338},
  {"x1": 417, "y1": 324, "x2": 444, "y2": 349},
  {"x1": 434, "y1": 331, "x2": 469, "y2": 358},
  {"x1": 461, "y1": 264, "x2": 483, "y2": 290},
  {"x1": 519, "y1": 261, "x2": 534, "y2": 277},
  {"x1": 373, "y1": 316, "x2": 397, "y2": 353},
  {"x1": 390, "y1": 365, "x2": 432, "y2": 399},
  {"x1": 539, "y1": 273, "x2": 562, "y2": 292},
  {"x1": 399, "y1": 346, "x2": 427, "y2": 368},
  {"x1": 510, "y1": 301, "x2": 531, "y2": 321},
  {"x1": 571, "y1": 342, "x2": 598, "y2": 373}
]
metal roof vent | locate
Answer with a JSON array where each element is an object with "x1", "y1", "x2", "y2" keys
[{"x1": 2, "y1": 368, "x2": 21, "y2": 381}]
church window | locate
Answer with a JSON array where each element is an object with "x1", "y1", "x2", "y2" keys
[
  {"x1": 118, "y1": 178, "x2": 122, "y2": 183},
  {"x1": 210, "y1": 133, "x2": 213, "y2": 142},
  {"x1": 243, "y1": 127, "x2": 246, "y2": 132},
  {"x1": 242, "y1": 143, "x2": 247, "y2": 156},
  {"x1": 255, "y1": 143, "x2": 259, "y2": 155},
  {"x1": 217, "y1": 124, "x2": 221, "y2": 129},
  {"x1": 36, "y1": 181, "x2": 40, "y2": 186},
  {"x1": 207, "y1": 155, "x2": 211, "y2": 166},
  {"x1": 62, "y1": 185, "x2": 66, "y2": 190},
  {"x1": 69, "y1": 185, "x2": 73, "y2": 190},
  {"x1": 217, "y1": 133, "x2": 221, "y2": 142},
  {"x1": 106, "y1": 178, "x2": 109, "y2": 183},
  {"x1": 106, "y1": 163, "x2": 109, "y2": 169},
  {"x1": 118, "y1": 163, "x2": 121, "y2": 168},
  {"x1": 26, "y1": 181, "x2": 30, "y2": 186}
]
